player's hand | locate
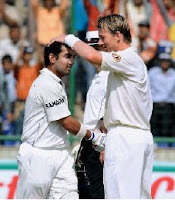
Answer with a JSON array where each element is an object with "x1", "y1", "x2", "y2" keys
[
  {"x1": 99, "y1": 151, "x2": 105, "y2": 165},
  {"x1": 48, "y1": 34, "x2": 67, "y2": 46},
  {"x1": 90, "y1": 129, "x2": 106, "y2": 152}
]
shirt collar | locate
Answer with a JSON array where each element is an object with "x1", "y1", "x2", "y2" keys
[
  {"x1": 40, "y1": 68, "x2": 62, "y2": 84},
  {"x1": 125, "y1": 46, "x2": 137, "y2": 53}
]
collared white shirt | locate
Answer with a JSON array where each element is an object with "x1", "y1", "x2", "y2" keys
[
  {"x1": 148, "y1": 66, "x2": 175, "y2": 103},
  {"x1": 21, "y1": 68, "x2": 71, "y2": 149},
  {"x1": 0, "y1": 39, "x2": 29, "y2": 62},
  {"x1": 101, "y1": 47, "x2": 153, "y2": 130},
  {"x1": 83, "y1": 71, "x2": 109, "y2": 131}
]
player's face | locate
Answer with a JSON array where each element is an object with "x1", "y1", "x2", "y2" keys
[
  {"x1": 98, "y1": 28, "x2": 119, "y2": 51},
  {"x1": 55, "y1": 46, "x2": 75, "y2": 78}
]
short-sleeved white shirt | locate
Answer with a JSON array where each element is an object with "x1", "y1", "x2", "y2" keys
[
  {"x1": 83, "y1": 71, "x2": 109, "y2": 131},
  {"x1": 21, "y1": 68, "x2": 71, "y2": 149},
  {"x1": 101, "y1": 47, "x2": 153, "y2": 130}
]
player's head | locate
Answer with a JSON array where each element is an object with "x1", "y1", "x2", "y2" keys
[
  {"x1": 44, "y1": 41, "x2": 75, "y2": 78},
  {"x1": 97, "y1": 14, "x2": 131, "y2": 51}
]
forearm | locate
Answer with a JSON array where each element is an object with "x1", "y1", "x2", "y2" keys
[
  {"x1": 74, "y1": 41, "x2": 102, "y2": 66},
  {"x1": 64, "y1": 35, "x2": 102, "y2": 68},
  {"x1": 59, "y1": 0, "x2": 69, "y2": 17},
  {"x1": 59, "y1": 116, "x2": 91, "y2": 139},
  {"x1": 31, "y1": 0, "x2": 39, "y2": 17}
]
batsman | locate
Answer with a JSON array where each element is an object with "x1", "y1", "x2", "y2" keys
[{"x1": 15, "y1": 41, "x2": 106, "y2": 198}]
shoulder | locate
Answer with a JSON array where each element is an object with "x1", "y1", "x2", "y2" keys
[
  {"x1": 0, "y1": 39, "x2": 10, "y2": 45},
  {"x1": 148, "y1": 66, "x2": 160, "y2": 74},
  {"x1": 36, "y1": 73, "x2": 61, "y2": 89},
  {"x1": 168, "y1": 68, "x2": 175, "y2": 74},
  {"x1": 148, "y1": 66, "x2": 161, "y2": 78}
]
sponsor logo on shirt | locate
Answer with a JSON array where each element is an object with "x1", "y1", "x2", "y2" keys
[
  {"x1": 112, "y1": 53, "x2": 121, "y2": 62},
  {"x1": 45, "y1": 96, "x2": 66, "y2": 108}
]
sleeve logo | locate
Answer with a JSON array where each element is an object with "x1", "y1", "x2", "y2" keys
[
  {"x1": 112, "y1": 53, "x2": 121, "y2": 62},
  {"x1": 45, "y1": 96, "x2": 66, "y2": 108}
]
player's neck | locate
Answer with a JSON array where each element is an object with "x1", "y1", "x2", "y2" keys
[{"x1": 115, "y1": 42, "x2": 131, "y2": 51}]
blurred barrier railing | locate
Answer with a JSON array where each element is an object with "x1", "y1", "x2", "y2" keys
[
  {"x1": 154, "y1": 137, "x2": 175, "y2": 143},
  {"x1": 0, "y1": 135, "x2": 80, "y2": 146},
  {"x1": 0, "y1": 135, "x2": 175, "y2": 146}
]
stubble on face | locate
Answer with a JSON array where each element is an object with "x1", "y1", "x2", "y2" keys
[{"x1": 55, "y1": 47, "x2": 76, "y2": 78}]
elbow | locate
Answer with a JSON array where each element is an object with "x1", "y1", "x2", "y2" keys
[
  {"x1": 61, "y1": 120, "x2": 76, "y2": 135},
  {"x1": 62, "y1": 121, "x2": 70, "y2": 131}
]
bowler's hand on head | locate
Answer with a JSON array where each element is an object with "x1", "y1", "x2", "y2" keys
[{"x1": 48, "y1": 34, "x2": 67, "y2": 46}]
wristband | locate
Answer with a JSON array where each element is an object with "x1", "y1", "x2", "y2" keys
[
  {"x1": 76, "y1": 123, "x2": 87, "y2": 138},
  {"x1": 64, "y1": 34, "x2": 80, "y2": 49}
]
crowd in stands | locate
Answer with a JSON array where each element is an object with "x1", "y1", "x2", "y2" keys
[{"x1": 0, "y1": 0, "x2": 175, "y2": 147}]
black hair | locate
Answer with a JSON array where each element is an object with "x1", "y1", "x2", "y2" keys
[
  {"x1": 9, "y1": 24, "x2": 20, "y2": 30},
  {"x1": 44, "y1": 41, "x2": 70, "y2": 67},
  {"x1": 2, "y1": 54, "x2": 13, "y2": 64}
]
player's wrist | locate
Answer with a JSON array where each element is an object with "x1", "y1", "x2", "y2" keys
[
  {"x1": 87, "y1": 132, "x2": 95, "y2": 141},
  {"x1": 64, "y1": 34, "x2": 80, "y2": 49},
  {"x1": 76, "y1": 123, "x2": 88, "y2": 138}
]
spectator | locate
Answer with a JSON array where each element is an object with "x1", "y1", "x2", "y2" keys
[
  {"x1": 31, "y1": 0, "x2": 69, "y2": 46},
  {"x1": 0, "y1": 54, "x2": 16, "y2": 145},
  {"x1": 125, "y1": 0, "x2": 152, "y2": 37},
  {"x1": 0, "y1": 24, "x2": 28, "y2": 63},
  {"x1": 1, "y1": 54, "x2": 16, "y2": 114},
  {"x1": 149, "y1": 44, "x2": 175, "y2": 147},
  {"x1": 104, "y1": 0, "x2": 121, "y2": 14},
  {"x1": 132, "y1": 20, "x2": 157, "y2": 69},
  {"x1": 150, "y1": 0, "x2": 175, "y2": 42},
  {"x1": 0, "y1": 0, "x2": 20, "y2": 40},
  {"x1": 84, "y1": 0, "x2": 103, "y2": 31},
  {"x1": 14, "y1": 45, "x2": 42, "y2": 136}
]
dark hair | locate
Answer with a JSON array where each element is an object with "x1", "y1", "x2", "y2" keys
[
  {"x1": 44, "y1": 41, "x2": 69, "y2": 67},
  {"x1": 97, "y1": 14, "x2": 132, "y2": 44},
  {"x1": 9, "y1": 24, "x2": 20, "y2": 30},
  {"x1": 2, "y1": 54, "x2": 13, "y2": 64}
]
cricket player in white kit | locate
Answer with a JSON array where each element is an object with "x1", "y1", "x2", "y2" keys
[
  {"x1": 15, "y1": 41, "x2": 106, "y2": 199},
  {"x1": 76, "y1": 31, "x2": 109, "y2": 198},
  {"x1": 51, "y1": 14, "x2": 154, "y2": 199}
]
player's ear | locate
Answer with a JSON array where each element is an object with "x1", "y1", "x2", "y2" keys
[{"x1": 49, "y1": 53, "x2": 56, "y2": 64}]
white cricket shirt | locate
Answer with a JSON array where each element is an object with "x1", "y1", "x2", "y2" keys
[
  {"x1": 83, "y1": 71, "x2": 109, "y2": 131},
  {"x1": 101, "y1": 47, "x2": 153, "y2": 130},
  {"x1": 21, "y1": 68, "x2": 71, "y2": 149}
]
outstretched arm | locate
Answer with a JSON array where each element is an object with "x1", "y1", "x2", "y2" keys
[
  {"x1": 58, "y1": 0, "x2": 69, "y2": 18},
  {"x1": 31, "y1": 0, "x2": 39, "y2": 18},
  {"x1": 49, "y1": 34, "x2": 102, "y2": 69},
  {"x1": 59, "y1": 116, "x2": 106, "y2": 151}
]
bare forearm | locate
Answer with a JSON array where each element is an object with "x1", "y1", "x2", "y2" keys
[
  {"x1": 59, "y1": 116, "x2": 91, "y2": 139},
  {"x1": 73, "y1": 41, "x2": 102, "y2": 68},
  {"x1": 48, "y1": 34, "x2": 102, "y2": 68}
]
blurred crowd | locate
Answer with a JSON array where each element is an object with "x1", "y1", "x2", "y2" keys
[{"x1": 0, "y1": 0, "x2": 175, "y2": 147}]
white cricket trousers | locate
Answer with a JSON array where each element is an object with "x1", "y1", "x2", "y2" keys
[
  {"x1": 15, "y1": 142, "x2": 78, "y2": 199},
  {"x1": 104, "y1": 126, "x2": 154, "y2": 199}
]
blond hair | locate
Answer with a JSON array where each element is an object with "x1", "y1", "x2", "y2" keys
[{"x1": 97, "y1": 14, "x2": 132, "y2": 43}]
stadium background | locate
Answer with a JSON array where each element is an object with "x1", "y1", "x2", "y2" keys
[{"x1": 0, "y1": 0, "x2": 175, "y2": 198}]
